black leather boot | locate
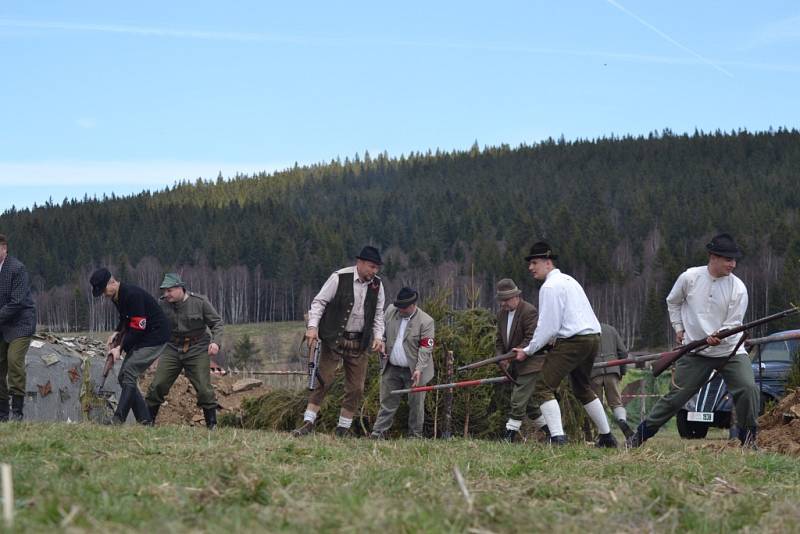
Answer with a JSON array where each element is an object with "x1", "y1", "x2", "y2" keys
[
  {"x1": 627, "y1": 421, "x2": 659, "y2": 448},
  {"x1": 617, "y1": 419, "x2": 634, "y2": 439},
  {"x1": 130, "y1": 388, "x2": 153, "y2": 425},
  {"x1": 203, "y1": 407, "x2": 217, "y2": 430},
  {"x1": 110, "y1": 385, "x2": 135, "y2": 425},
  {"x1": 739, "y1": 427, "x2": 758, "y2": 450},
  {"x1": 595, "y1": 432, "x2": 618, "y2": 448},
  {"x1": 148, "y1": 404, "x2": 160, "y2": 424},
  {"x1": 503, "y1": 428, "x2": 520, "y2": 443},
  {"x1": 10, "y1": 395, "x2": 24, "y2": 422},
  {"x1": 0, "y1": 398, "x2": 9, "y2": 422},
  {"x1": 549, "y1": 435, "x2": 568, "y2": 445}
]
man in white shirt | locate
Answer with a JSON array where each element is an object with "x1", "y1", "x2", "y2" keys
[
  {"x1": 629, "y1": 233, "x2": 760, "y2": 448},
  {"x1": 292, "y1": 246, "x2": 386, "y2": 437},
  {"x1": 370, "y1": 287, "x2": 435, "y2": 439},
  {"x1": 513, "y1": 242, "x2": 616, "y2": 447}
]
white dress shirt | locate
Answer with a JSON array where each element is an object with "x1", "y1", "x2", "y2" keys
[
  {"x1": 506, "y1": 309, "x2": 516, "y2": 343},
  {"x1": 307, "y1": 266, "x2": 386, "y2": 340},
  {"x1": 666, "y1": 266, "x2": 748, "y2": 357},
  {"x1": 389, "y1": 315, "x2": 411, "y2": 367},
  {"x1": 523, "y1": 269, "x2": 601, "y2": 355}
]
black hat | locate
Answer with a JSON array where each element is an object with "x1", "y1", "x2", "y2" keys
[
  {"x1": 89, "y1": 268, "x2": 112, "y2": 297},
  {"x1": 524, "y1": 241, "x2": 558, "y2": 262},
  {"x1": 356, "y1": 245, "x2": 383, "y2": 265},
  {"x1": 394, "y1": 287, "x2": 418, "y2": 308},
  {"x1": 706, "y1": 233, "x2": 742, "y2": 259}
]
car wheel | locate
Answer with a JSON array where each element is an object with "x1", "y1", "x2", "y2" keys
[{"x1": 676, "y1": 410, "x2": 710, "y2": 439}]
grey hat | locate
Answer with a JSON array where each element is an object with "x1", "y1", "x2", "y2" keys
[
  {"x1": 160, "y1": 272, "x2": 186, "y2": 289},
  {"x1": 495, "y1": 278, "x2": 522, "y2": 301}
]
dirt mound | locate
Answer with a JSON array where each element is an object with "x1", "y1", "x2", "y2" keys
[
  {"x1": 757, "y1": 388, "x2": 800, "y2": 455},
  {"x1": 139, "y1": 370, "x2": 273, "y2": 426}
]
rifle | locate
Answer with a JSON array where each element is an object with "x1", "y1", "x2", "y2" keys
[
  {"x1": 96, "y1": 329, "x2": 124, "y2": 395},
  {"x1": 456, "y1": 349, "x2": 546, "y2": 374},
  {"x1": 594, "y1": 307, "x2": 799, "y2": 377},
  {"x1": 306, "y1": 338, "x2": 322, "y2": 391},
  {"x1": 391, "y1": 376, "x2": 510, "y2": 395}
]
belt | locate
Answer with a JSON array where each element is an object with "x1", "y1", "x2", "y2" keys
[
  {"x1": 342, "y1": 331, "x2": 363, "y2": 340},
  {"x1": 171, "y1": 333, "x2": 206, "y2": 353}
]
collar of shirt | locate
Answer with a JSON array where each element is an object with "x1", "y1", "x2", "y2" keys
[{"x1": 0, "y1": 259, "x2": 4, "y2": 273}]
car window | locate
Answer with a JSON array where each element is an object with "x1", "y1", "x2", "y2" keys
[{"x1": 759, "y1": 340, "x2": 798, "y2": 362}]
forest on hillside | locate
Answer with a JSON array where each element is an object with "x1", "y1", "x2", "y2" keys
[{"x1": 2, "y1": 128, "x2": 799, "y2": 349}]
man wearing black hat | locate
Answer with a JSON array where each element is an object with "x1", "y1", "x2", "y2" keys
[
  {"x1": 292, "y1": 246, "x2": 386, "y2": 437},
  {"x1": 493, "y1": 278, "x2": 549, "y2": 442},
  {"x1": 512, "y1": 242, "x2": 617, "y2": 447},
  {"x1": 0, "y1": 234, "x2": 37, "y2": 422},
  {"x1": 370, "y1": 287, "x2": 435, "y2": 439},
  {"x1": 145, "y1": 273, "x2": 224, "y2": 429},
  {"x1": 629, "y1": 233, "x2": 759, "y2": 448},
  {"x1": 90, "y1": 268, "x2": 171, "y2": 425}
]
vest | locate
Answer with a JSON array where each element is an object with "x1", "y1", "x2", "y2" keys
[{"x1": 318, "y1": 272, "x2": 380, "y2": 351}]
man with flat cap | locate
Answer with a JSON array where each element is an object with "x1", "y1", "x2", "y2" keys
[
  {"x1": 370, "y1": 287, "x2": 435, "y2": 439},
  {"x1": 0, "y1": 233, "x2": 36, "y2": 422},
  {"x1": 292, "y1": 246, "x2": 386, "y2": 437},
  {"x1": 494, "y1": 278, "x2": 549, "y2": 442},
  {"x1": 513, "y1": 242, "x2": 617, "y2": 447},
  {"x1": 629, "y1": 233, "x2": 759, "y2": 448},
  {"x1": 145, "y1": 273, "x2": 224, "y2": 429},
  {"x1": 90, "y1": 268, "x2": 170, "y2": 425}
]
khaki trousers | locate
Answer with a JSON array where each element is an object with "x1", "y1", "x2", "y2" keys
[
  {"x1": 591, "y1": 374, "x2": 623, "y2": 410},
  {"x1": 146, "y1": 342, "x2": 218, "y2": 409},
  {"x1": 308, "y1": 339, "x2": 370, "y2": 413},
  {"x1": 0, "y1": 337, "x2": 31, "y2": 399}
]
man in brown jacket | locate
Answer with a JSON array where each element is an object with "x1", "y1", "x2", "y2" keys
[{"x1": 494, "y1": 278, "x2": 547, "y2": 442}]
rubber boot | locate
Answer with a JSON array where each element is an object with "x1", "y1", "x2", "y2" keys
[
  {"x1": 10, "y1": 395, "x2": 24, "y2": 422},
  {"x1": 0, "y1": 398, "x2": 9, "y2": 422},
  {"x1": 203, "y1": 407, "x2": 217, "y2": 430}
]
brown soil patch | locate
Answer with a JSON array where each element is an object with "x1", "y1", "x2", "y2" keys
[
  {"x1": 757, "y1": 388, "x2": 800, "y2": 456},
  {"x1": 139, "y1": 369, "x2": 273, "y2": 426}
]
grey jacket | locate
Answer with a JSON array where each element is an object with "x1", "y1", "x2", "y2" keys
[
  {"x1": 381, "y1": 305, "x2": 435, "y2": 385},
  {"x1": 0, "y1": 255, "x2": 37, "y2": 342},
  {"x1": 591, "y1": 323, "x2": 628, "y2": 378}
]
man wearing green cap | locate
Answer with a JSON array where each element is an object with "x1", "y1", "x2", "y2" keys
[{"x1": 145, "y1": 273, "x2": 224, "y2": 429}]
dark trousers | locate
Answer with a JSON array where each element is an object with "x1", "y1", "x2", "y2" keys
[{"x1": 535, "y1": 335, "x2": 600, "y2": 405}]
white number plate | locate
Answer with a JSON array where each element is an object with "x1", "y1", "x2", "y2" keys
[{"x1": 687, "y1": 411, "x2": 714, "y2": 423}]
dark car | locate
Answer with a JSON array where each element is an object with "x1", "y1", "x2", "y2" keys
[
  {"x1": 675, "y1": 329, "x2": 800, "y2": 439},
  {"x1": 748, "y1": 329, "x2": 800, "y2": 411}
]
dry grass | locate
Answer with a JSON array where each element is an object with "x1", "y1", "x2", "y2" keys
[{"x1": 1, "y1": 423, "x2": 799, "y2": 533}]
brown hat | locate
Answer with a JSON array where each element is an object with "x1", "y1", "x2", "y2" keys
[{"x1": 495, "y1": 278, "x2": 522, "y2": 301}]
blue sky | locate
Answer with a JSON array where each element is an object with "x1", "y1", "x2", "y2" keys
[{"x1": 1, "y1": 1, "x2": 799, "y2": 213}]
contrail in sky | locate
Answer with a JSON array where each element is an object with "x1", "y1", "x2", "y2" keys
[{"x1": 605, "y1": 0, "x2": 734, "y2": 78}]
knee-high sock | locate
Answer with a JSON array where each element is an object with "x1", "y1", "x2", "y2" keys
[
  {"x1": 612, "y1": 406, "x2": 627, "y2": 422},
  {"x1": 584, "y1": 398, "x2": 611, "y2": 434},
  {"x1": 506, "y1": 418, "x2": 522, "y2": 431},
  {"x1": 540, "y1": 399, "x2": 564, "y2": 437},
  {"x1": 532, "y1": 415, "x2": 547, "y2": 429}
]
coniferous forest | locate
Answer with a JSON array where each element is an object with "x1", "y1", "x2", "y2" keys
[{"x1": 2, "y1": 128, "x2": 800, "y2": 349}]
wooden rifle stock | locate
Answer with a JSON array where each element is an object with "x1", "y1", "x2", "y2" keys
[{"x1": 594, "y1": 307, "x2": 799, "y2": 377}]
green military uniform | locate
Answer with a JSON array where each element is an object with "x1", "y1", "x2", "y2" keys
[{"x1": 145, "y1": 273, "x2": 224, "y2": 428}]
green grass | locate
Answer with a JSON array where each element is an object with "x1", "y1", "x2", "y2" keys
[{"x1": 2, "y1": 423, "x2": 799, "y2": 533}]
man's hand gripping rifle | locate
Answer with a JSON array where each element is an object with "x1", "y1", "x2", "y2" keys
[
  {"x1": 593, "y1": 307, "x2": 800, "y2": 377},
  {"x1": 306, "y1": 338, "x2": 322, "y2": 391}
]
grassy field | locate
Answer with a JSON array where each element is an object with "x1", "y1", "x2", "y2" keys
[{"x1": 1, "y1": 423, "x2": 799, "y2": 533}]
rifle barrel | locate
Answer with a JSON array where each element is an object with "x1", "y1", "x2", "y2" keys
[{"x1": 391, "y1": 376, "x2": 509, "y2": 395}]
